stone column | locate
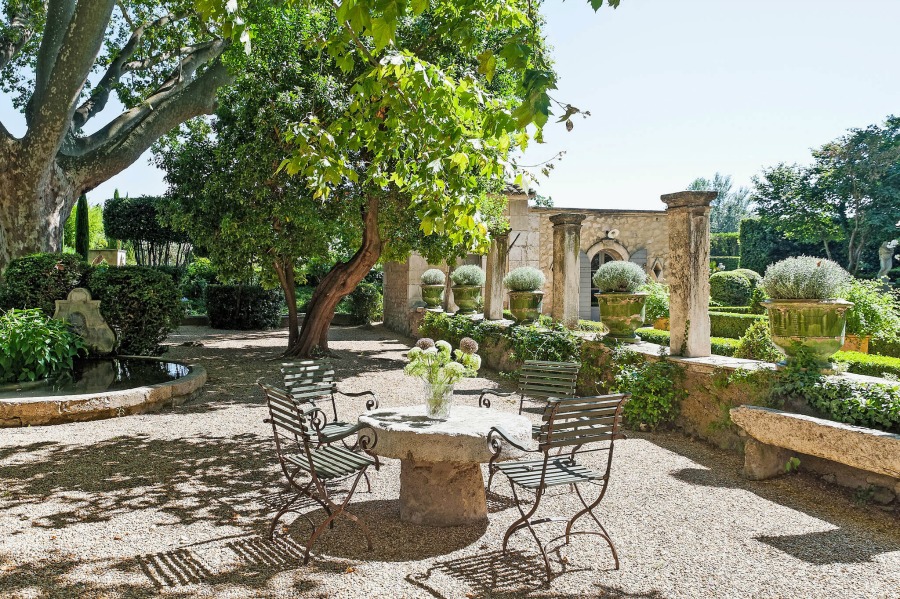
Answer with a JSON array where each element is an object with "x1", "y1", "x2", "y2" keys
[
  {"x1": 661, "y1": 191, "x2": 717, "y2": 357},
  {"x1": 550, "y1": 213, "x2": 586, "y2": 328},
  {"x1": 484, "y1": 231, "x2": 509, "y2": 320}
]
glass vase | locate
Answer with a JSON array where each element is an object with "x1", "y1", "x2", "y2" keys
[{"x1": 424, "y1": 380, "x2": 454, "y2": 419}]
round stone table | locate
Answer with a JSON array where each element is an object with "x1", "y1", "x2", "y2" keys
[{"x1": 359, "y1": 405, "x2": 531, "y2": 527}]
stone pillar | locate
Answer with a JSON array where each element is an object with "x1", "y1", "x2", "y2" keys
[
  {"x1": 550, "y1": 213, "x2": 586, "y2": 328},
  {"x1": 484, "y1": 231, "x2": 509, "y2": 320},
  {"x1": 661, "y1": 191, "x2": 717, "y2": 357}
]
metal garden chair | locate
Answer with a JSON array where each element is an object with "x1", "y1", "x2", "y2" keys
[
  {"x1": 478, "y1": 360, "x2": 580, "y2": 438},
  {"x1": 281, "y1": 360, "x2": 379, "y2": 441},
  {"x1": 486, "y1": 393, "x2": 629, "y2": 582},
  {"x1": 260, "y1": 383, "x2": 379, "y2": 565}
]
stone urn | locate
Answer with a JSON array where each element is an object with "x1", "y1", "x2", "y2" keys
[
  {"x1": 595, "y1": 292, "x2": 647, "y2": 342},
  {"x1": 452, "y1": 286, "x2": 481, "y2": 314},
  {"x1": 421, "y1": 284, "x2": 444, "y2": 309},
  {"x1": 763, "y1": 299, "x2": 853, "y2": 368},
  {"x1": 508, "y1": 291, "x2": 543, "y2": 323}
]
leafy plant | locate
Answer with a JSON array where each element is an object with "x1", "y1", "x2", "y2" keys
[
  {"x1": 612, "y1": 346, "x2": 686, "y2": 430},
  {"x1": 450, "y1": 265, "x2": 485, "y2": 287},
  {"x1": 592, "y1": 261, "x2": 647, "y2": 293},
  {"x1": 404, "y1": 338, "x2": 481, "y2": 386},
  {"x1": 205, "y1": 284, "x2": 282, "y2": 331},
  {"x1": 348, "y1": 281, "x2": 383, "y2": 325},
  {"x1": 420, "y1": 268, "x2": 446, "y2": 285},
  {"x1": 88, "y1": 266, "x2": 184, "y2": 355},
  {"x1": 506, "y1": 321, "x2": 581, "y2": 363},
  {"x1": 0, "y1": 309, "x2": 85, "y2": 383},
  {"x1": 503, "y1": 267, "x2": 545, "y2": 292},
  {"x1": 709, "y1": 271, "x2": 753, "y2": 306},
  {"x1": 734, "y1": 268, "x2": 762, "y2": 287},
  {"x1": 734, "y1": 320, "x2": 783, "y2": 362},
  {"x1": 75, "y1": 194, "x2": 90, "y2": 260},
  {"x1": 0, "y1": 253, "x2": 90, "y2": 316},
  {"x1": 639, "y1": 281, "x2": 669, "y2": 321},
  {"x1": 839, "y1": 278, "x2": 900, "y2": 340},
  {"x1": 784, "y1": 457, "x2": 801, "y2": 473},
  {"x1": 762, "y1": 256, "x2": 850, "y2": 300}
]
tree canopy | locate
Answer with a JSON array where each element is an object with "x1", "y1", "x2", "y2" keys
[{"x1": 686, "y1": 172, "x2": 753, "y2": 233}]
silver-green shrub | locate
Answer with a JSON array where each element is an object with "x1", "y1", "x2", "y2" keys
[
  {"x1": 761, "y1": 256, "x2": 850, "y2": 299},
  {"x1": 450, "y1": 264, "x2": 485, "y2": 286},
  {"x1": 503, "y1": 266, "x2": 545, "y2": 292},
  {"x1": 421, "y1": 268, "x2": 446, "y2": 285},
  {"x1": 593, "y1": 261, "x2": 647, "y2": 293}
]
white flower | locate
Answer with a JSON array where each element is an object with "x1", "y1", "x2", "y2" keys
[
  {"x1": 424, "y1": 346, "x2": 438, "y2": 355},
  {"x1": 408, "y1": 347, "x2": 422, "y2": 359},
  {"x1": 436, "y1": 340, "x2": 452, "y2": 354},
  {"x1": 225, "y1": 0, "x2": 238, "y2": 13}
]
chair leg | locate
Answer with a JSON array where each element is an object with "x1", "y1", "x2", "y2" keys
[
  {"x1": 503, "y1": 483, "x2": 553, "y2": 583},
  {"x1": 269, "y1": 490, "x2": 306, "y2": 541},
  {"x1": 300, "y1": 469, "x2": 373, "y2": 565},
  {"x1": 565, "y1": 483, "x2": 619, "y2": 570}
]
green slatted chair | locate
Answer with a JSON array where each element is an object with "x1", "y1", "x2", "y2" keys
[
  {"x1": 486, "y1": 393, "x2": 629, "y2": 582},
  {"x1": 260, "y1": 383, "x2": 378, "y2": 565},
  {"x1": 478, "y1": 360, "x2": 580, "y2": 438},
  {"x1": 281, "y1": 360, "x2": 379, "y2": 442}
]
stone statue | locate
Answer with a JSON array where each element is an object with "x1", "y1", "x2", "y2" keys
[
  {"x1": 878, "y1": 240, "x2": 898, "y2": 279},
  {"x1": 53, "y1": 288, "x2": 117, "y2": 354}
]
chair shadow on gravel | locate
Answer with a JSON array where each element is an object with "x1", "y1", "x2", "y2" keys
[
  {"x1": 647, "y1": 433, "x2": 900, "y2": 565},
  {"x1": 406, "y1": 549, "x2": 665, "y2": 599},
  {"x1": 293, "y1": 499, "x2": 489, "y2": 562}
]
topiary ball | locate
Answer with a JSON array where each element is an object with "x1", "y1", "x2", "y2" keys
[
  {"x1": 709, "y1": 271, "x2": 753, "y2": 306},
  {"x1": 450, "y1": 264, "x2": 485, "y2": 287},
  {"x1": 592, "y1": 261, "x2": 647, "y2": 293},
  {"x1": 420, "y1": 268, "x2": 445, "y2": 285},
  {"x1": 503, "y1": 266, "x2": 546, "y2": 292}
]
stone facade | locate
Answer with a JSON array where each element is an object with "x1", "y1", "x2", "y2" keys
[{"x1": 383, "y1": 189, "x2": 670, "y2": 334}]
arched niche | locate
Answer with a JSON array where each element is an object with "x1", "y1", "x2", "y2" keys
[{"x1": 584, "y1": 238, "x2": 630, "y2": 262}]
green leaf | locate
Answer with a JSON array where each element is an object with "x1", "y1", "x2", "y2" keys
[{"x1": 477, "y1": 51, "x2": 497, "y2": 83}]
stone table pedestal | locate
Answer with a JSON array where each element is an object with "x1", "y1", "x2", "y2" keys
[{"x1": 359, "y1": 405, "x2": 531, "y2": 527}]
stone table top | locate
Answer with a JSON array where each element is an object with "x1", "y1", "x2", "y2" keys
[{"x1": 359, "y1": 405, "x2": 532, "y2": 463}]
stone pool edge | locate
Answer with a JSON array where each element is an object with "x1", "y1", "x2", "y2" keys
[{"x1": 0, "y1": 358, "x2": 207, "y2": 427}]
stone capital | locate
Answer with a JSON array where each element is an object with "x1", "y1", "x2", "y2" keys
[
  {"x1": 549, "y1": 212, "x2": 587, "y2": 227},
  {"x1": 660, "y1": 191, "x2": 717, "y2": 210}
]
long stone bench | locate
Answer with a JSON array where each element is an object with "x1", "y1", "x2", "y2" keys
[{"x1": 730, "y1": 405, "x2": 900, "y2": 481}]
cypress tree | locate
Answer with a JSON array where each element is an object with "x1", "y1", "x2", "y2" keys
[{"x1": 75, "y1": 194, "x2": 90, "y2": 260}]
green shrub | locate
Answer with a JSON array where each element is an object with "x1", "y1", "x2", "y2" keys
[
  {"x1": 639, "y1": 281, "x2": 669, "y2": 321},
  {"x1": 0, "y1": 308, "x2": 85, "y2": 383},
  {"x1": 734, "y1": 268, "x2": 762, "y2": 287},
  {"x1": 709, "y1": 312, "x2": 766, "y2": 339},
  {"x1": 802, "y1": 378, "x2": 900, "y2": 433},
  {"x1": 636, "y1": 327, "x2": 739, "y2": 357},
  {"x1": 593, "y1": 261, "x2": 646, "y2": 293},
  {"x1": 709, "y1": 271, "x2": 753, "y2": 306},
  {"x1": 205, "y1": 284, "x2": 282, "y2": 330},
  {"x1": 0, "y1": 253, "x2": 90, "y2": 315},
  {"x1": 833, "y1": 351, "x2": 900, "y2": 379},
  {"x1": 710, "y1": 256, "x2": 740, "y2": 271},
  {"x1": 450, "y1": 265, "x2": 485, "y2": 286},
  {"x1": 734, "y1": 319, "x2": 783, "y2": 362},
  {"x1": 612, "y1": 347, "x2": 686, "y2": 430},
  {"x1": 762, "y1": 256, "x2": 850, "y2": 300},
  {"x1": 506, "y1": 321, "x2": 581, "y2": 363},
  {"x1": 420, "y1": 268, "x2": 445, "y2": 285},
  {"x1": 152, "y1": 265, "x2": 186, "y2": 285},
  {"x1": 710, "y1": 232, "x2": 740, "y2": 256},
  {"x1": 180, "y1": 258, "x2": 219, "y2": 312},
  {"x1": 348, "y1": 281, "x2": 383, "y2": 325},
  {"x1": 75, "y1": 194, "x2": 90, "y2": 260},
  {"x1": 708, "y1": 306, "x2": 754, "y2": 314},
  {"x1": 738, "y1": 218, "x2": 823, "y2": 274},
  {"x1": 503, "y1": 266, "x2": 545, "y2": 292},
  {"x1": 88, "y1": 266, "x2": 184, "y2": 355},
  {"x1": 839, "y1": 278, "x2": 900, "y2": 341},
  {"x1": 871, "y1": 337, "x2": 900, "y2": 358}
]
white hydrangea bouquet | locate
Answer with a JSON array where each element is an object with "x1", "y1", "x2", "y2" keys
[{"x1": 404, "y1": 337, "x2": 481, "y2": 418}]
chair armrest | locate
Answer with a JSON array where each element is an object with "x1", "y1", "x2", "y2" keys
[
  {"x1": 336, "y1": 388, "x2": 379, "y2": 410},
  {"x1": 487, "y1": 425, "x2": 535, "y2": 455},
  {"x1": 477, "y1": 389, "x2": 516, "y2": 408}
]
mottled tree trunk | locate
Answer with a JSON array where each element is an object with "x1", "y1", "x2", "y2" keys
[
  {"x1": 273, "y1": 258, "x2": 301, "y2": 348},
  {"x1": 284, "y1": 196, "x2": 382, "y2": 358}
]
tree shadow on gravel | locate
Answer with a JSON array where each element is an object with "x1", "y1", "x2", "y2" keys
[
  {"x1": 646, "y1": 432, "x2": 900, "y2": 565},
  {"x1": 0, "y1": 432, "x2": 281, "y2": 531}
]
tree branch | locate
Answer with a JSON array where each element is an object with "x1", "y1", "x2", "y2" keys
[
  {"x1": 22, "y1": 0, "x2": 115, "y2": 164},
  {"x1": 71, "y1": 12, "x2": 186, "y2": 129},
  {"x1": 0, "y1": 7, "x2": 36, "y2": 70},
  {"x1": 68, "y1": 51, "x2": 233, "y2": 191}
]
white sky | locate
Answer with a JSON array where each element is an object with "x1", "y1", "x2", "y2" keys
[{"x1": 2, "y1": 0, "x2": 899, "y2": 210}]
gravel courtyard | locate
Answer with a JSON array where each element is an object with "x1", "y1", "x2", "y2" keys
[{"x1": 1, "y1": 325, "x2": 898, "y2": 598}]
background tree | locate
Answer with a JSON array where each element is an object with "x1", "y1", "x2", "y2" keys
[
  {"x1": 687, "y1": 172, "x2": 753, "y2": 233},
  {"x1": 74, "y1": 194, "x2": 89, "y2": 260},
  {"x1": 103, "y1": 195, "x2": 190, "y2": 266},
  {"x1": 0, "y1": 0, "x2": 619, "y2": 271}
]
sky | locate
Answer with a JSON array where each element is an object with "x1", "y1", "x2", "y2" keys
[{"x1": 2, "y1": 0, "x2": 899, "y2": 210}]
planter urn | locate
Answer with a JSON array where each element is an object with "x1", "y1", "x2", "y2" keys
[
  {"x1": 763, "y1": 299, "x2": 853, "y2": 368},
  {"x1": 420, "y1": 284, "x2": 444, "y2": 309},
  {"x1": 452, "y1": 285, "x2": 482, "y2": 314},
  {"x1": 508, "y1": 291, "x2": 543, "y2": 323},
  {"x1": 595, "y1": 292, "x2": 648, "y2": 342}
]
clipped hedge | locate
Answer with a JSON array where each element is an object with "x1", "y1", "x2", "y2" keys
[
  {"x1": 709, "y1": 270, "x2": 753, "y2": 306},
  {"x1": 710, "y1": 232, "x2": 740, "y2": 257},
  {"x1": 709, "y1": 312, "x2": 766, "y2": 339},
  {"x1": 871, "y1": 338, "x2": 900, "y2": 359},
  {"x1": 206, "y1": 284, "x2": 282, "y2": 330},
  {"x1": 0, "y1": 253, "x2": 90, "y2": 315},
  {"x1": 709, "y1": 306, "x2": 754, "y2": 314},
  {"x1": 738, "y1": 218, "x2": 822, "y2": 274},
  {"x1": 834, "y1": 351, "x2": 900, "y2": 379},
  {"x1": 88, "y1": 266, "x2": 184, "y2": 355},
  {"x1": 802, "y1": 378, "x2": 900, "y2": 433},
  {"x1": 710, "y1": 256, "x2": 740, "y2": 271},
  {"x1": 636, "y1": 327, "x2": 740, "y2": 357}
]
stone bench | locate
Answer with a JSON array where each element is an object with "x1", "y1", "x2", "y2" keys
[{"x1": 729, "y1": 405, "x2": 900, "y2": 481}]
